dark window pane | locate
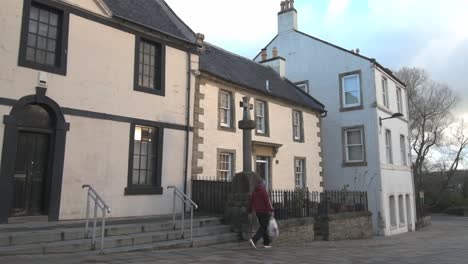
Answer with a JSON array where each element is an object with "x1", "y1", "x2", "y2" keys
[
  {"x1": 38, "y1": 22, "x2": 48, "y2": 36},
  {"x1": 48, "y1": 26, "x2": 57, "y2": 39},
  {"x1": 36, "y1": 50, "x2": 46, "y2": 64},
  {"x1": 49, "y1": 13, "x2": 58, "y2": 26},
  {"x1": 134, "y1": 141, "x2": 141, "y2": 154},
  {"x1": 139, "y1": 171, "x2": 147, "y2": 185},
  {"x1": 37, "y1": 36, "x2": 47, "y2": 49},
  {"x1": 30, "y1": 7, "x2": 39, "y2": 20},
  {"x1": 143, "y1": 77, "x2": 149, "y2": 87},
  {"x1": 29, "y1": 20, "x2": 38, "y2": 34},
  {"x1": 140, "y1": 157, "x2": 147, "y2": 170},
  {"x1": 39, "y1": 9, "x2": 49, "y2": 23},
  {"x1": 133, "y1": 155, "x2": 140, "y2": 169},
  {"x1": 47, "y1": 39, "x2": 56, "y2": 52},
  {"x1": 141, "y1": 141, "x2": 149, "y2": 155},
  {"x1": 143, "y1": 54, "x2": 150, "y2": 65},
  {"x1": 26, "y1": 47, "x2": 35, "y2": 61},
  {"x1": 45, "y1": 52, "x2": 55, "y2": 66},
  {"x1": 132, "y1": 170, "x2": 139, "y2": 184},
  {"x1": 144, "y1": 42, "x2": 151, "y2": 53},
  {"x1": 143, "y1": 66, "x2": 150, "y2": 76},
  {"x1": 146, "y1": 172, "x2": 153, "y2": 185},
  {"x1": 27, "y1": 33, "x2": 37, "y2": 47}
]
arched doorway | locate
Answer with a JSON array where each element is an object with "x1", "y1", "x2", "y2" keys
[{"x1": 0, "y1": 88, "x2": 69, "y2": 223}]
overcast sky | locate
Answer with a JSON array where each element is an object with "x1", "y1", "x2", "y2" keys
[{"x1": 166, "y1": 0, "x2": 468, "y2": 119}]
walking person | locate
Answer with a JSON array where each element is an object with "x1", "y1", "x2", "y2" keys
[{"x1": 248, "y1": 179, "x2": 274, "y2": 249}]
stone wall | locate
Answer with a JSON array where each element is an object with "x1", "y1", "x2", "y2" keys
[
  {"x1": 416, "y1": 216, "x2": 432, "y2": 230},
  {"x1": 274, "y1": 217, "x2": 315, "y2": 244},
  {"x1": 317, "y1": 212, "x2": 373, "y2": 241}
]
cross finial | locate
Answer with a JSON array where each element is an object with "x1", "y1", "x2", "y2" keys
[{"x1": 240, "y1": 96, "x2": 253, "y2": 121}]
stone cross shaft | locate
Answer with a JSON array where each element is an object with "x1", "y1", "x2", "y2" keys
[{"x1": 238, "y1": 96, "x2": 255, "y2": 173}]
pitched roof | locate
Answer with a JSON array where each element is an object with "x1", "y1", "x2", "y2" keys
[
  {"x1": 200, "y1": 44, "x2": 325, "y2": 113},
  {"x1": 102, "y1": 0, "x2": 196, "y2": 44},
  {"x1": 256, "y1": 30, "x2": 406, "y2": 87}
]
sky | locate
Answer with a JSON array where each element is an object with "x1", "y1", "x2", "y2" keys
[{"x1": 166, "y1": 0, "x2": 468, "y2": 119}]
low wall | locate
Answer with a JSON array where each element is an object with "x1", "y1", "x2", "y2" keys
[
  {"x1": 317, "y1": 211, "x2": 373, "y2": 241},
  {"x1": 275, "y1": 217, "x2": 315, "y2": 244},
  {"x1": 416, "y1": 216, "x2": 432, "y2": 230}
]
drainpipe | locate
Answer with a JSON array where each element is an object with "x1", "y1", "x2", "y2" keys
[{"x1": 183, "y1": 52, "x2": 192, "y2": 196}]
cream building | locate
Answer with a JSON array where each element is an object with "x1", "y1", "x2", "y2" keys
[
  {"x1": 192, "y1": 44, "x2": 326, "y2": 191},
  {"x1": 0, "y1": 0, "x2": 200, "y2": 223}
]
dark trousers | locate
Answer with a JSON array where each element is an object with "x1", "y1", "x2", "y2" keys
[{"x1": 252, "y1": 212, "x2": 271, "y2": 246}]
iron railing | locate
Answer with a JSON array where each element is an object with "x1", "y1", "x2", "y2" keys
[
  {"x1": 167, "y1": 185, "x2": 199, "y2": 243},
  {"x1": 82, "y1": 185, "x2": 111, "y2": 253},
  {"x1": 192, "y1": 178, "x2": 231, "y2": 215}
]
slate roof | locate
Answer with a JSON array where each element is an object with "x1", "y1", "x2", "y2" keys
[
  {"x1": 102, "y1": 0, "x2": 196, "y2": 44},
  {"x1": 200, "y1": 44, "x2": 326, "y2": 113}
]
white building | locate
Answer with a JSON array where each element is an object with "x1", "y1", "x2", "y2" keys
[{"x1": 255, "y1": 0, "x2": 415, "y2": 236}]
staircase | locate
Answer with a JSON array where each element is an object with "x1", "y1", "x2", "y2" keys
[{"x1": 0, "y1": 215, "x2": 238, "y2": 256}]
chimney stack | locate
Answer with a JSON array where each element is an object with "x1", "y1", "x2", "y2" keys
[
  {"x1": 272, "y1": 47, "x2": 279, "y2": 58},
  {"x1": 278, "y1": 0, "x2": 298, "y2": 34},
  {"x1": 261, "y1": 48, "x2": 268, "y2": 61}
]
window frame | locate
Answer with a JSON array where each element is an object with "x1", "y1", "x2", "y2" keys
[
  {"x1": 18, "y1": 0, "x2": 70, "y2": 75},
  {"x1": 396, "y1": 87, "x2": 403, "y2": 114},
  {"x1": 218, "y1": 90, "x2": 236, "y2": 132},
  {"x1": 382, "y1": 77, "x2": 389, "y2": 108},
  {"x1": 125, "y1": 123, "x2": 164, "y2": 195},
  {"x1": 400, "y1": 135, "x2": 408, "y2": 166},
  {"x1": 216, "y1": 149, "x2": 236, "y2": 181},
  {"x1": 342, "y1": 125, "x2": 367, "y2": 167},
  {"x1": 254, "y1": 99, "x2": 269, "y2": 137},
  {"x1": 339, "y1": 70, "x2": 363, "y2": 111},
  {"x1": 133, "y1": 36, "x2": 166, "y2": 96},
  {"x1": 385, "y1": 129, "x2": 394, "y2": 164},
  {"x1": 294, "y1": 157, "x2": 307, "y2": 189},
  {"x1": 294, "y1": 80, "x2": 310, "y2": 93},
  {"x1": 389, "y1": 195, "x2": 397, "y2": 228},
  {"x1": 398, "y1": 195, "x2": 406, "y2": 226},
  {"x1": 292, "y1": 110, "x2": 304, "y2": 142}
]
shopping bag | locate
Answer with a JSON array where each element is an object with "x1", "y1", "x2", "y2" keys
[{"x1": 267, "y1": 217, "x2": 279, "y2": 238}]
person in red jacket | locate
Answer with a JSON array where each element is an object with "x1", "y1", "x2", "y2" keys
[{"x1": 248, "y1": 179, "x2": 274, "y2": 249}]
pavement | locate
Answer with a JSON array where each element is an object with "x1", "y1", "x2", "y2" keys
[{"x1": 1, "y1": 215, "x2": 467, "y2": 264}]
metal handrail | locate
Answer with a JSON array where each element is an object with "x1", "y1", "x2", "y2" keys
[
  {"x1": 167, "y1": 186, "x2": 198, "y2": 243},
  {"x1": 82, "y1": 185, "x2": 111, "y2": 253}
]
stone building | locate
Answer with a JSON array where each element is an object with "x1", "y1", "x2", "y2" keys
[
  {"x1": 192, "y1": 43, "x2": 326, "y2": 191},
  {"x1": 0, "y1": 0, "x2": 200, "y2": 223},
  {"x1": 255, "y1": 0, "x2": 416, "y2": 235}
]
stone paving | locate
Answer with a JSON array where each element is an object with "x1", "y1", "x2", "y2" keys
[{"x1": 1, "y1": 215, "x2": 467, "y2": 264}]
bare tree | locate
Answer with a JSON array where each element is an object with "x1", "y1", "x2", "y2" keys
[{"x1": 396, "y1": 67, "x2": 460, "y2": 192}]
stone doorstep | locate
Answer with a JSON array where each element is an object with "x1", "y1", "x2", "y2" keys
[
  {"x1": 0, "y1": 217, "x2": 223, "y2": 247},
  {"x1": 0, "y1": 225, "x2": 233, "y2": 256}
]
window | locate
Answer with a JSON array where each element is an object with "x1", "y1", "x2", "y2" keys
[
  {"x1": 400, "y1": 135, "x2": 407, "y2": 166},
  {"x1": 292, "y1": 110, "x2": 303, "y2": 142},
  {"x1": 382, "y1": 77, "x2": 389, "y2": 108},
  {"x1": 134, "y1": 37, "x2": 165, "y2": 96},
  {"x1": 385, "y1": 129, "x2": 393, "y2": 164},
  {"x1": 19, "y1": 1, "x2": 69, "y2": 75},
  {"x1": 389, "y1": 195, "x2": 397, "y2": 228},
  {"x1": 219, "y1": 90, "x2": 235, "y2": 130},
  {"x1": 399, "y1": 195, "x2": 405, "y2": 225},
  {"x1": 295, "y1": 158, "x2": 306, "y2": 189},
  {"x1": 341, "y1": 73, "x2": 361, "y2": 108},
  {"x1": 343, "y1": 127, "x2": 365, "y2": 163},
  {"x1": 255, "y1": 100, "x2": 269, "y2": 135},
  {"x1": 126, "y1": 124, "x2": 163, "y2": 195},
  {"x1": 396, "y1": 88, "x2": 403, "y2": 113},
  {"x1": 295, "y1": 81, "x2": 309, "y2": 93},
  {"x1": 217, "y1": 151, "x2": 235, "y2": 181}
]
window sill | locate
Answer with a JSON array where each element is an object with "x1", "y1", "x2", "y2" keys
[
  {"x1": 124, "y1": 186, "x2": 163, "y2": 196},
  {"x1": 134, "y1": 86, "x2": 165, "y2": 96},
  {"x1": 255, "y1": 131, "x2": 270, "y2": 137},
  {"x1": 18, "y1": 60, "x2": 67, "y2": 76},
  {"x1": 340, "y1": 105, "x2": 364, "y2": 112},
  {"x1": 342, "y1": 161, "x2": 368, "y2": 167},
  {"x1": 218, "y1": 125, "x2": 236, "y2": 133}
]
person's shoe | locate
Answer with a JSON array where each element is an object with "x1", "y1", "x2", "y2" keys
[
  {"x1": 263, "y1": 245, "x2": 272, "y2": 249},
  {"x1": 248, "y1": 239, "x2": 257, "y2": 249}
]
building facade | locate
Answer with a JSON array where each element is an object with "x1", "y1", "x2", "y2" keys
[
  {"x1": 192, "y1": 44, "x2": 325, "y2": 192},
  {"x1": 0, "y1": 0, "x2": 200, "y2": 223},
  {"x1": 255, "y1": 0, "x2": 415, "y2": 235}
]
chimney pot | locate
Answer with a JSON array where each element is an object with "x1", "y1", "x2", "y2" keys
[
  {"x1": 356, "y1": 48, "x2": 360, "y2": 54},
  {"x1": 290, "y1": 0, "x2": 295, "y2": 8},
  {"x1": 272, "y1": 47, "x2": 279, "y2": 58},
  {"x1": 280, "y1": 1, "x2": 285, "y2": 11},
  {"x1": 261, "y1": 48, "x2": 268, "y2": 61}
]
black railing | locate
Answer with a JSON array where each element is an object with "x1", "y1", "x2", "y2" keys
[{"x1": 191, "y1": 178, "x2": 368, "y2": 219}]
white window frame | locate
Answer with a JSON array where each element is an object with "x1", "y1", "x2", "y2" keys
[
  {"x1": 382, "y1": 77, "x2": 389, "y2": 108},
  {"x1": 341, "y1": 74, "x2": 361, "y2": 108},
  {"x1": 293, "y1": 110, "x2": 302, "y2": 140},
  {"x1": 219, "y1": 91, "x2": 231, "y2": 128},
  {"x1": 295, "y1": 159, "x2": 305, "y2": 189},
  {"x1": 344, "y1": 128, "x2": 365, "y2": 163},
  {"x1": 400, "y1": 135, "x2": 407, "y2": 166},
  {"x1": 256, "y1": 100, "x2": 266, "y2": 134},
  {"x1": 398, "y1": 195, "x2": 405, "y2": 225},
  {"x1": 396, "y1": 87, "x2": 403, "y2": 113},
  {"x1": 389, "y1": 195, "x2": 397, "y2": 228},
  {"x1": 385, "y1": 129, "x2": 393, "y2": 164},
  {"x1": 218, "y1": 152, "x2": 233, "y2": 181}
]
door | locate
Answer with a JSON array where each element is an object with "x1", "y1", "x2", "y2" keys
[
  {"x1": 10, "y1": 132, "x2": 50, "y2": 217},
  {"x1": 255, "y1": 156, "x2": 271, "y2": 190}
]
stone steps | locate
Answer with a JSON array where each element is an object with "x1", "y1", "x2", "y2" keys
[{"x1": 0, "y1": 216, "x2": 238, "y2": 256}]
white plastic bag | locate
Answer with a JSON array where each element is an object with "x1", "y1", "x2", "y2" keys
[{"x1": 267, "y1": 217, "x2": 279, "y2": 238}]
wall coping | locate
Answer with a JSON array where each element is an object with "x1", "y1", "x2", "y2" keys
[
  {"x1": 320, "y1": 211, "x2": 372, "y2": 221},
  {"x1": 277, "y1": 217, "x2": 314, "y2": 228}
]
